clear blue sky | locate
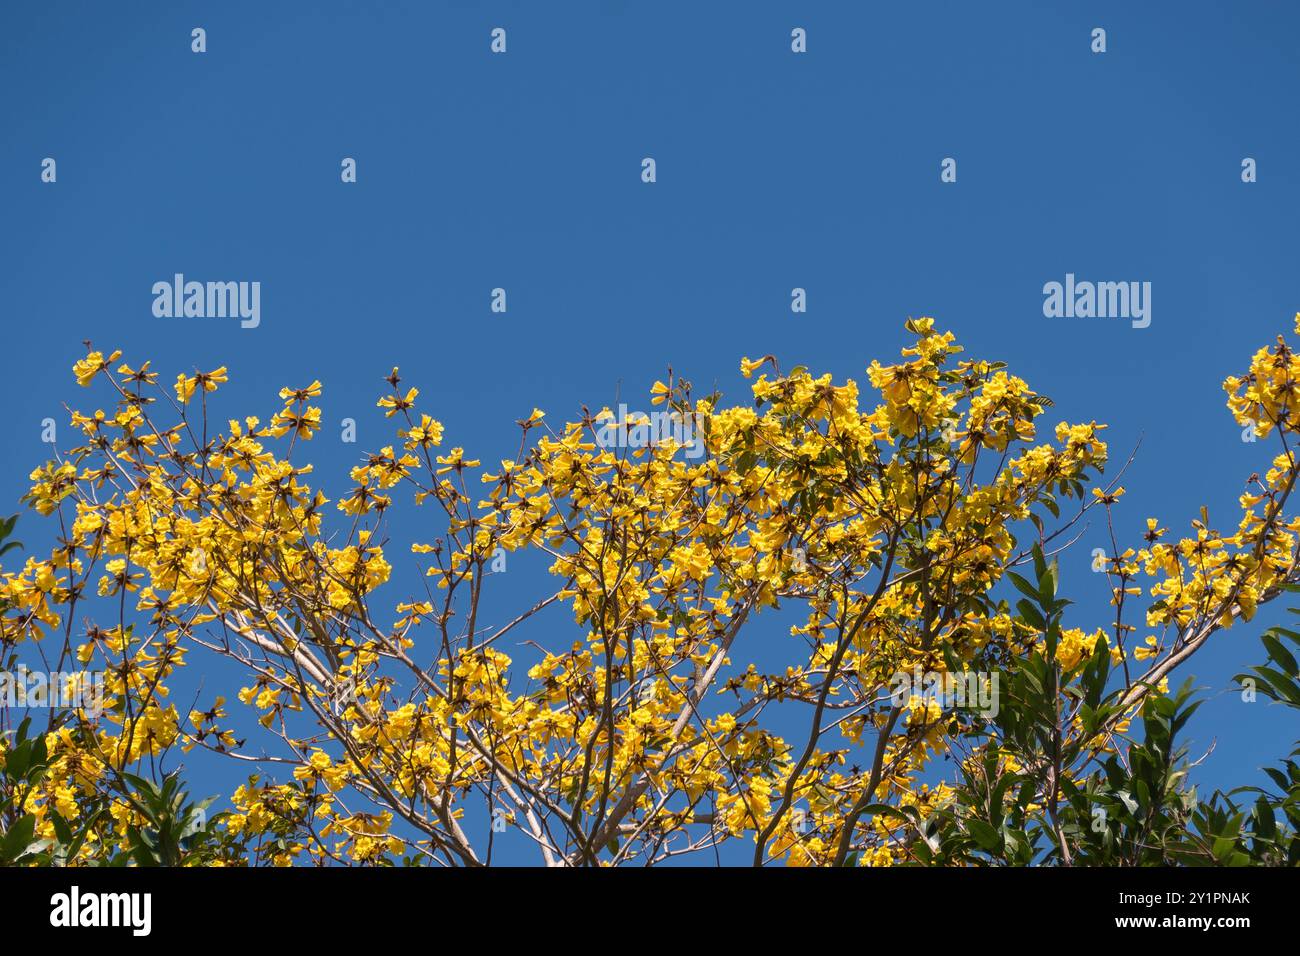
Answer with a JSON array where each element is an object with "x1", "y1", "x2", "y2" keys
[{"x1": 2, "y1": 1, "x2": 1298, "y2": 862}]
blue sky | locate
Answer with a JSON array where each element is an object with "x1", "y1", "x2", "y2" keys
[{"x1": 2, "y1": 1, "x2": 1299, "y2": 862}]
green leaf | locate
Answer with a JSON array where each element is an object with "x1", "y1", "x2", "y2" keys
[
  {"x1": 1, "y1": 814, "x2": 37, "y2": 863},
  {"x1": 966, "y1": 819, "x2": 1002, "y2": 852},
  {"x1": 1262, "y1": 635, "x2": 1299, "y2": 676},
  {"x1": 1007, "y1": 571, "x2": 1043, "y2": 607},
  {"x1": 1016, "y1": 599, "x2": 1045, "y2": 630},
  {"x1": 1254, "y1": 796, "x2": 1277, "y2": 840},
  {"x1": 49, "y1": 811, "x2": 73, "y2": 847}
]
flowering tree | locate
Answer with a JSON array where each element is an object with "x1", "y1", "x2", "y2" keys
[{"x1": 2, "y1": 316, "x2": 1298, "y2": 866}]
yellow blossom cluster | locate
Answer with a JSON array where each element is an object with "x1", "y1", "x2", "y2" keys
[{"x1": 3, "y1": 315, "x2": 1297, "y2": 866}]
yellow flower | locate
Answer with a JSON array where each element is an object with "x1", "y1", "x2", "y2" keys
[{"x1": 72, "y1": 350, "x2": 120, "y2": 387}]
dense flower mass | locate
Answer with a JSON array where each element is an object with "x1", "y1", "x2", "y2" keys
[{"x1": 3, "y1": 315, "x2": 1300, "y2": 866}]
